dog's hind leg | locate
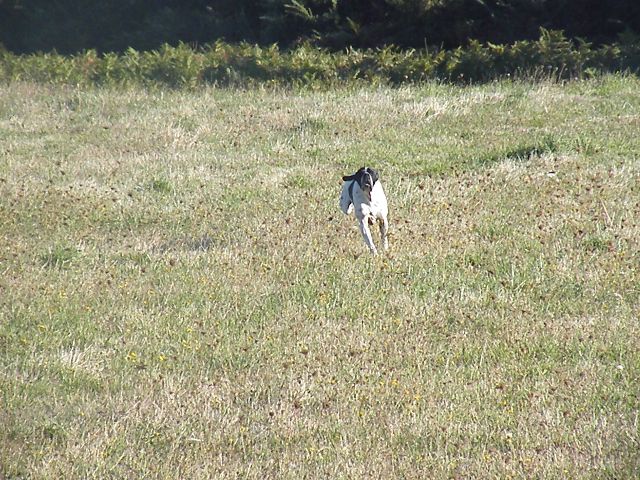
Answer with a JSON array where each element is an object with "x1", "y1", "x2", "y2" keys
[
  {"x1": 379, "y1": 216, "x2": 389, "y2": 251},
  {"x1": 359, "y1": 219, "x2": 378, "y2": 255}
]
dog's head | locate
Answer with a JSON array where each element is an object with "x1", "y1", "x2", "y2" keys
[{"x1": 342, "y1": 167, "x2": 379, "y2": 193}]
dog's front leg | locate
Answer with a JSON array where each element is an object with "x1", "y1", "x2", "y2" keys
[
  {"x1": 358, "y1": 219, "x2": 378, "y2": 255},
  {"x1": 379, "y1": 215, "x2": 389, "y2": 251}
]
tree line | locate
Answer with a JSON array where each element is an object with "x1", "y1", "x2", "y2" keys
[{"x1": 1, "y1": 0, "x2": 639, "y2": 54}]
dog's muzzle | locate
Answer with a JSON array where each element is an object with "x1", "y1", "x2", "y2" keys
[{"x1": 362, "y1": 174, "x2": 374, "y2": 199}]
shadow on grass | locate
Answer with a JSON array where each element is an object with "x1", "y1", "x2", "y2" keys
[
  {"x1": 416, "y1": 136, "x2": 559, "y2": 177},
  {"x1": 470, "y1": 136, "x2": 559, "y2": 169}
]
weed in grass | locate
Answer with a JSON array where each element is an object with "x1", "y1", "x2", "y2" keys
[
  {"x1": 581, "y1": 233, "x2": 613, "y2": 253},
  {"x1": 148, "y1": 178, "x2": 173, "y2": 193},
  {"x1": 39, "y1": 245, "x2": 78, "y2": 268},
  {"x1": 285, "y1": 172, "x2": 315, "y2": 189}
]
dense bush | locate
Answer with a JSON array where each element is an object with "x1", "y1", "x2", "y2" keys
[
  {"x1": 1, "y1": 29, "x2": 638, "y2": 88},
  {"x1": 1, "y1": 0, "x2": 639, "y2": 54}
]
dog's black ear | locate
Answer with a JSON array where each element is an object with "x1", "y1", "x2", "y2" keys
[
  {"x1": 344, "y1": 167, "x2": 367, "y2": 182},
  {"x1": 367, "y1": 167, "x2": 380, "y2": 185}
]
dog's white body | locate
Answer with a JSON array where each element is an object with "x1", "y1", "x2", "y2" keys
[{"x1": 340, "y1": 168, "x2": 389, "y2": 255}]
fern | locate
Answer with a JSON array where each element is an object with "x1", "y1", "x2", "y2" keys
[
  {"x1": 285, "y1": 1, "x2": 315, "y2": 21},
  {"x1": 0, "y1": 29, "x2": 638, "y2": 88}
]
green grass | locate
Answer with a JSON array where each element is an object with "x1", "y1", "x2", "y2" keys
[{"x1": 1, "y1": 75, "x2": 639, "y2": 479}]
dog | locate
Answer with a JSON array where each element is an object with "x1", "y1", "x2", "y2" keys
[{"x1": 340, "y1": 166, "x2": 389, "y2": 255}]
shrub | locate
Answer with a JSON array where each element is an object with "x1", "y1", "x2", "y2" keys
[{"x1": 0, "y1": 29, "x2": 638, "y2": 88}]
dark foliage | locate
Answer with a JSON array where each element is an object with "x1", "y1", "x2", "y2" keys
[{"x1": 1, "y1": 0, "x2": 639, "y2": 53}]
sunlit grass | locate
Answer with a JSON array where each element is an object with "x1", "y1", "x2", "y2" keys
[{"x1": 1, "y1": 75, "x2": 639, "y2": 478}]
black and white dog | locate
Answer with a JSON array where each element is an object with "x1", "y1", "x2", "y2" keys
[{"x1": 340, "y1": 167, "x2": 389, "y2": 255}]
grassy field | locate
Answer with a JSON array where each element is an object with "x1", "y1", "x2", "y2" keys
[{"x1": 1, "y1": 76, "x2": 639, "y2": 479}]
